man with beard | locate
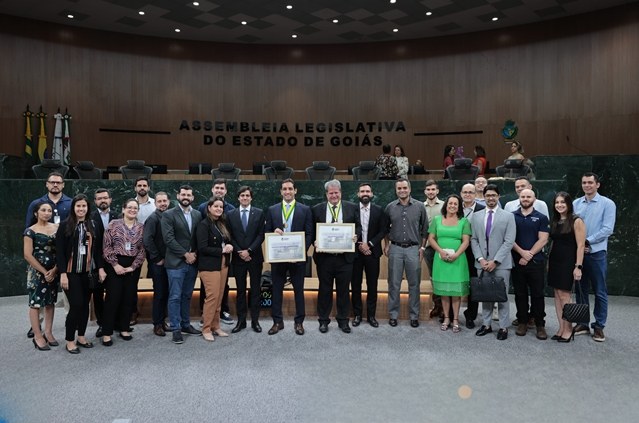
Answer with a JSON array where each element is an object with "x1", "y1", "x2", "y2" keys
[
  {"x1": 24, "y1": 172, "x2": 73, "y2": 338},
  {"x1": 504, "y1": 177, "x2": 549, "y2": 218},
  {"x1": 143, "y1": 191, "x2": 171, "y2": 336},
  {"x1": 198, "y1": 178, "x2": 236, "y2": 326},
  {"x1": 351, "y1": 183, "x2": 388, "y2": 328},
  {"x1": 161, "y1": 185, "x2": 203, "y2": 344},
  {"x1": 511, "y1": 189, "x2": 549, "y2": 340},
  {"x1": 134, "y1": 176, "x2": 155, "y2": 224},
  {"x1": 90, "y1": 189, "x2": 119, "y2": 338}
]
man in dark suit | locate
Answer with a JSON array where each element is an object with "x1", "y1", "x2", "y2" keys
[
  {"x1": 227, "y1": 186, "x2": 265, "y2": 333},
  {"x1": 351, "y1": 183, "x2": 388, "y2": 328},
  {"x1": 312, "y1": 179, "x2": 361, "y2": 334},
  {"x1": 161, "y1": 185, "x2": 203, "y2": 344},
  {"x1": 264, "y1": 178, "x2": 313, "y2": 336},
  {"x1": 460, "y1": 183, "x2": 485, "y2": 329},
  {"x1": 90, "y1": 188, "x2": 119, "y2": 338}
]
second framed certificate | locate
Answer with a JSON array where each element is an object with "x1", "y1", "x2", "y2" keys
[
  {"x1": 315, "y1": 223, "x2": 356, "y2": 253},
  {"x1": 265, "y1": 232, "x2": 307, "y2": 263}
]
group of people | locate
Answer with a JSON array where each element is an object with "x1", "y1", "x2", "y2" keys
[
  {"x1": 374, "y1": 144, "x2": 410, "y2": 180},
  {"x1": 23, "y1": 170, "x2": 615, "y2": 354}
]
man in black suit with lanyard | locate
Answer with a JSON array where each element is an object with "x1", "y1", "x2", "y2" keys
[
  {"x1": 90, "y1": 188, "x2": 119, "y2": 338},
  {"x1": 265, "y1": 179, "x2": 313, "y2": 336},
  {"x1": 312, "y1": 179, "x2": 361, "y2": 334},
  {"x1": 351, "y1": 183, "x2": 388, "y2": 328},
  {"x1": 227, "y1": 186, "x2": 265, "y2": 333}
]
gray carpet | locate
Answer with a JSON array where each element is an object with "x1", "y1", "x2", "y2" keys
[{"x1": 1, "y1": 294, "x2": 638, "y2": 423}]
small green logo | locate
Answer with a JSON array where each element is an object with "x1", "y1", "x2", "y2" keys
[{"x1": 501, "y1": 120, "x2": 518, "y2": 140}]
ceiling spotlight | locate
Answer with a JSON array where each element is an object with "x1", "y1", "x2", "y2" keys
[
  {"x1": 393, "y1": 28, "x2": 399, "y2": 32},
  {"x1": 492, "y1": 17, "x2": 499, "y2": 21},
  {"x1": 175, "y1": 28, "x2": 181, "y2": 32},
  {"x1": 286, "y1": 5, "x2": 293, "y2": 10},
  {"x1": 292, "y1": 34, "x2": 298, "y2": 38},
  {"x1": 138, "y1": 11, "x2": 145, "y2": 16},
  {"x1": 426, "y1": 12, "x2": 432, "y2": 16},
  {"x1": 332, "y1": 19, "x2": 339, "y2": 23},
  {"x1": 390, "y1": 0, "x2": 397, "y2": 4},
  {"x1": 192, "y1": 2, "x2": 200, "y2": 6},
  {"x1": 67, "y1": 14, "x2": 74, "y2": 19},
  {"x1": 241, "y1": 21, "x2": 247, "y2": 25}
]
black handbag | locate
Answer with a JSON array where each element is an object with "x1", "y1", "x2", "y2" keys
[
  {"x1": 562, "y1": 281, "x2": 590, "y2": 323},
  {"x1": 87, "y1": 270, "x2": 99, "y2": 290},
  {"x1": 470, "y1": 270, "x2": 508, "y2": 302}
]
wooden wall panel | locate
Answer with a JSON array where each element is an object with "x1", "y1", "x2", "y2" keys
[{"x1": 1, "y1": 4, "x2": 638, "y2": 173}]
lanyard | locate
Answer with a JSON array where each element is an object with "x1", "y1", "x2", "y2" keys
[
  {"x1": 329, "y1": 202, "x2": 341, "y2": 223},
  {"x1": 282, "y1": 200, "x2": 296, "y2": 226}
]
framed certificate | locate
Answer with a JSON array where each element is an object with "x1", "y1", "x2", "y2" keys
[
  {"x1": 265, "y1": 232, "x2": 307, "y2": 263},
  {"x1": 315, "y1": 223, "x2": 356, "y2": 253}
]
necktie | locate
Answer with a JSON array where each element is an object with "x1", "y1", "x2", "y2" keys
[
  {"x1": 241, "y1": 209, "x2": 248, "y2": 231},
  {"x1": 485, "y1": 210, "x2": 493, "y2": 255},
  {"x1": 362, "y1": 207, "x2": 369, "y2": 243},
  {"x1": 331, "y1": 205, "x2": 338, "y2": 223}
]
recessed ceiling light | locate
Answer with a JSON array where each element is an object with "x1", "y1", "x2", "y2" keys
[
  {"x1": 292, "y1": 34, "x2": 298, "y2": 38},
  {"x1": 426, "y1": 12, "x2": 432, "y2": 16},
  {"x1": 241, "y1": 21, "x2": 247, "y2": 25},
  {"x1": 192, "y1": 2, "x2": 200, "y2": 6},
  {"x1": 67, "y1": 14, "x2": 74, "y2": 19},
  {"x1": 393, "y1": 28, "x2": 399, "y2": 33},
  {"x1": 286, "y1": 5, "x2": 293, "y2": 10},
  {"x1": 175, "y1": 28, "x2": 181, "y2": 33},
  {"x1": 492, "y1": 17, "x2": 499, "y2": 21},
  {"x1": 390, "y1": 0, "x2": 397, "y2": 4},
  {"x1": 138, "y1": 11, "x2": 145, "y2": 16},
  {"x1": 332, "y1": 19, "x2": 339, "y2": 23}
]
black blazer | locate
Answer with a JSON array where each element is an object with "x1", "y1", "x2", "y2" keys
[
  {"x1": 357, "y1": 202, "x2": 388, "y2": 259},
  {"x1": 227, "y1": 206, "x2": 265, "y2": 263},
  {"x1": 312, "y1": 201, "x2": 361, "y2": 264},
  {"x1": 143, "y1": 209, "x2": 167, "y2": 264},
  {"x1": 91, "y1": 208, "x2": 119, "y2": 263},
  {"x1": 195, "y1": 218, "x2": 231, "y2": 271},
  {"x1": 55, "y1": 219, "x2": 103, "y2": 273},
  {"x1": 265, "y1": 201, "x2": 314, "y2": 253}
]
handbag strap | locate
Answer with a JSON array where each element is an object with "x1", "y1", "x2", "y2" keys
[{"x1": 571, "y1": 279, "x2": 584, "y2": 299}]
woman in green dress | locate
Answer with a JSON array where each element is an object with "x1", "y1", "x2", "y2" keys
[{"x1": 428, "y1": 194, "x2": 471, "y2": 333}]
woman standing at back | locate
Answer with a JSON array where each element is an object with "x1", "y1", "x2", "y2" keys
[
  {"x1": 442, "y1": 145, "x2": 455, "y2": 179},
  {"x1": 394, "y1": 144, "x2": 409, "y2": 179}
]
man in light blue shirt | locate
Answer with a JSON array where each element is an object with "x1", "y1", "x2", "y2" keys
[{"x1": 572, "y1": 172, "x2": 616, "y2": 342}]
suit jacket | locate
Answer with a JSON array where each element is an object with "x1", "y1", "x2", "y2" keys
[
  {"x1": 312, "y1": 201, "x2": 361, "y2": 264},
  {"x1": 90, "y1": 209, "x2": 118, "y2": 267},
  {"x1": 357, "y1": 203, "x2": 388, "y2": 259},
  {"x1": 143, "y1": 209, "x2": 166, "y2": 264},
  {"x1": 470, "y1": 207, "x2": 516, "y2": 270},
  {"x1": 195, "y1": 218, "x2": 231, "y2": 271},
  {"x1": 227, "y1": 206, "x2": 265, "y2": 263},
  {"x1": 160, "y1": 206, "x2": 202, "y2": 269},
  {"x1": 464, "y1": 202, "x2": 485, "y2": 262},
  {"x1": 265, "y1": 201, "x2": 314, "y2": 254}
]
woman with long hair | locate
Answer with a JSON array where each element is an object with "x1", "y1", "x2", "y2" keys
[
  {"x1": 507, "y1": 141, "x2": 525, "y2": 161},
  {"x1": 24, "y1": 202, "x2": 59, "y2": 350},
  {"x1": 472, "y1": 145, "x2": 488, "y2": 176},
  {"x1": 375, "y1": 144, "x2": 399, "y2": 180},
  {"x1": 196, "y1": 197, "x2": 233, "y2": 342},
  {"x1": 442, "y1": 145, "x2": 455, "y2": 179},
  {"x1": 394, "y1": 144, "x2": 409, "y2": 179},
  {"x1": 101, "y1": 199, "x2": 146, "y2": 346},
  {"x1": 547, "y1": 192, "x2": 585, "y2": 342},
  {"x1": 428, "y1": 194, "x2": 471, "y2": 333},
  {"x1": 55, "y1": 194, "x2": 101, "y2": 354}
]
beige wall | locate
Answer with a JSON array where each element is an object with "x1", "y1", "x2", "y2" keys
[{"x1": 1, "y1": 4, "x2": 638, "y2": 172}]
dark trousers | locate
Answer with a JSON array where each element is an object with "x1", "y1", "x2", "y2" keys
[
  {"x1": 464, "y1": 254, "x2": 479, "y2": 321},
  {"x1": 64, "y1": 273, "x2": 90, "y2": 342},
  {"x1": 89, "y1": 282, "x2": 105, "y2": 326},
  {"x1": 512, "y1": 260, "x2": 546, "y2": 326},
  {"x1": 271, "y1": 262, "x2": 305, "y2": 324},
  {"x1": 148, "y1": 262, "x2": 169, "y2": 326},
  {"x1": 233, "y1": 259, "x2": 263, "y2": 322},
  {"x1": 102, "y1": 262, "x2": 142, "y2": 336},
  {"x1": 200, "y1": 277, "x2": 231, "y2": 317},
  {"x1": 316, "y1": 255, "x2": 352, "y2": 326},
  {"x1": 351, "y1": 253, "x2": 380, "y2": 319}
]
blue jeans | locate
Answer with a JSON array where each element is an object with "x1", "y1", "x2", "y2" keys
[
  {"x1": 166, "y1": 263, "x2": 198, "y2": 330},
  {"x1": 576, "y1": 251, "x2": 608, "y2": 329},
  {"x1": 148, "y1": 262, "x2": 169, "y2": 326}
]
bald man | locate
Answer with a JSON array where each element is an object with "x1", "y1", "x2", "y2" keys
[{"x1": 511, "y1": 189, "x2": 549, "y2": 340}]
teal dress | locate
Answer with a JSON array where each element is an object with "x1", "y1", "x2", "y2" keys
[
  {"x1": 428, "y1": 216, "x2": 471, "y2": 296},
  {"x1": 24, "y1": 228, "x2": 58, "y2": 308}
]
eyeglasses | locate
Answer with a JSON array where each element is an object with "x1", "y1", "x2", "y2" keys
[
  {"x1": 461, "y1": 191, "x2": 475, "y2": 194},
  {"x1": 485, "y1": 194, "x2": 499, "y2": 198},
  {"x1": 47, "y1": 181, "x2": 63, "y2": 185}
]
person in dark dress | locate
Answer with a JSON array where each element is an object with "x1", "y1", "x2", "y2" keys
[{"x1": 547, "y1": 192, "x2": 586, "y2": 342}]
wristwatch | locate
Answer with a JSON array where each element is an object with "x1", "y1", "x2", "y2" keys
[{"x1": 575, "y1": 264, "x2": 583, "y2": 269}]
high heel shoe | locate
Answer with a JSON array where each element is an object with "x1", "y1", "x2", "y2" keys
[
  {"x1": 551, "y1": 334, "x2": 562, "y2": 341},
  {"x1": 440, "y1": 316, "x2": 450, "y2": 331},
  {"x1": 452, "y1": 319, "x2": 461, "y2": 333},
  {"x1": 32, "y1": 338, "x2": 51, "y2": 351},
  {"x1": 558, "y1": 331, "x2": 575, "y2": 343},
  {"x1": 43, "y1": 334, "x2": 59, "y2": 347}
]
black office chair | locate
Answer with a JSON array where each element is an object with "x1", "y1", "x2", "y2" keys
[
  {"x1": 352, "y1": 161, "x2": 381, "y2": 181},
  {"x1": 73, "y1": 161, "x2": 103, "y2": 179},
  {"x1": 119, "y1": 160, "x2": 153, "y2": 180},
  {"x1": 495, "y1": 159, "x2": 531, "y2": 178},
  {"x1": 212, "y1": 163, "x2": 241, "y2": 180},
  {"x1": 445, "y1": 158, "x2": 480, "y2": 180},
  {"x1": 305, "y1": 161, "x2": 336, "y2": 181},
  {"x1": 32, "y1": 159, "x2": 69, "y2": 179},
  {"x1": 263, "y1": 160, "x2": 294, "y2": 180}
]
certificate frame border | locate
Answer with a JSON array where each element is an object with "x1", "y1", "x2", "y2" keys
[
  {"x1": 264, "y1": 231, "x2": 307, "y2": 263},
  {"x1": 315, "y1": 223, "x2": 356, "y2": 253}
]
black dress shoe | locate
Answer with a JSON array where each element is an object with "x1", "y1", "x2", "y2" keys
[
  {"x1": 367, "y1": 317, "x2": 379, "y2": 328},
  {"x1": 251, "y1": 322, "x2": 262, "y2": 333},
  {"x1": 181, "y1": 325, "x2": 202, "y2": 335},
  {"x1": 389, "y1": 318, "x2": 398, "y2": 327},
  {"x1": 465, "y1": 320, "x2": 476, "y2": 329},
  {"x1": 294, "y1": 323, "x2": 305, "y2": 335},
  {"x1": 268, "y1": 322, "x2": 284, "y2": 335},
  {"x1": 43, "y1": 335, "x2": 59, "y2": 347},
  {"x1": 32, "y1": 338, "x2": 51, "y2": 351},
  {"x1": 551, "y1": 334, "x2": 562, "y2": 341},
  {"x1": 410, "y1": 320, "x2": 419, "y2": 328},
  {"x1": 340, "y1": 324, "x2": 351, "y2": 334},
  {"x1": 497, "y1": 329, "x2": 508, "y2": 340},
  {"x1": 475, "y1": 325, "x2": 493, "y2": 336},
  {"x1": 231, "y1": 321, "x2": 247, "y2": 334},
  {"x1": 102, "y1": 338, "x2": 113, "y2": 347},
  {"x1": 66, "y1": 345, "x2": 80, "y2": 354},
  {"x1": 27, "y1": 327, "x2": 35, "y2": 338},
  {"x1": 118, "y1": 333, "x2": 133, "y2": 341},
  {"x1": 319, "y1": 323, "x2": 329, "y2": 333},
  {"x1": 77, "y1": 340, "x2": 94, "y2": 348},
  {"x1": 352, "y1": 316, "x2": 362, "y2": 327},
  {"x1": 95, "y1": 326, "x2": 103, "y2": 338}
]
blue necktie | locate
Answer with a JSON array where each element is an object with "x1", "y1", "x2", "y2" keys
[{"x1": 241, "y1": 209, "x2": 248, "y2": 231}]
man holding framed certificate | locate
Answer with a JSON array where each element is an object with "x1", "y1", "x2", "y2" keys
[
  {"x1": 312, "y1": 180, "x2": 361, "y2": 334},
  {"x1": 264, "y1": 179, "x2": 314, "y2": 336}
]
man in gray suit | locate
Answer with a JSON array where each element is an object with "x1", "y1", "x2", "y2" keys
[
  {"x1": 161, "y1": 184, "x2": 203, "y2": 344},
  {"x1": 471, "y1": 184, "x2": 516, "y2": 340}
]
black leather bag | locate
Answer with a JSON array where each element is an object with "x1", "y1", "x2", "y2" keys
[
  {"x1": 470, "y1": 270, "x2": 508, "y2": 302},
  {"x1": 562, "y1": 281, "x2": 590, "y2": 323}
]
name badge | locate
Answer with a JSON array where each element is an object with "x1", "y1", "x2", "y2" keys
[
  {"x1": 125, "y1": 242, "x2": 132, "y2": 251},
  {"x1": 54, "y1": 215, "x2": 60, "y2": 224},
  {"x1": 79, "y1": 245, "x2": 86, "y2": 255}
]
